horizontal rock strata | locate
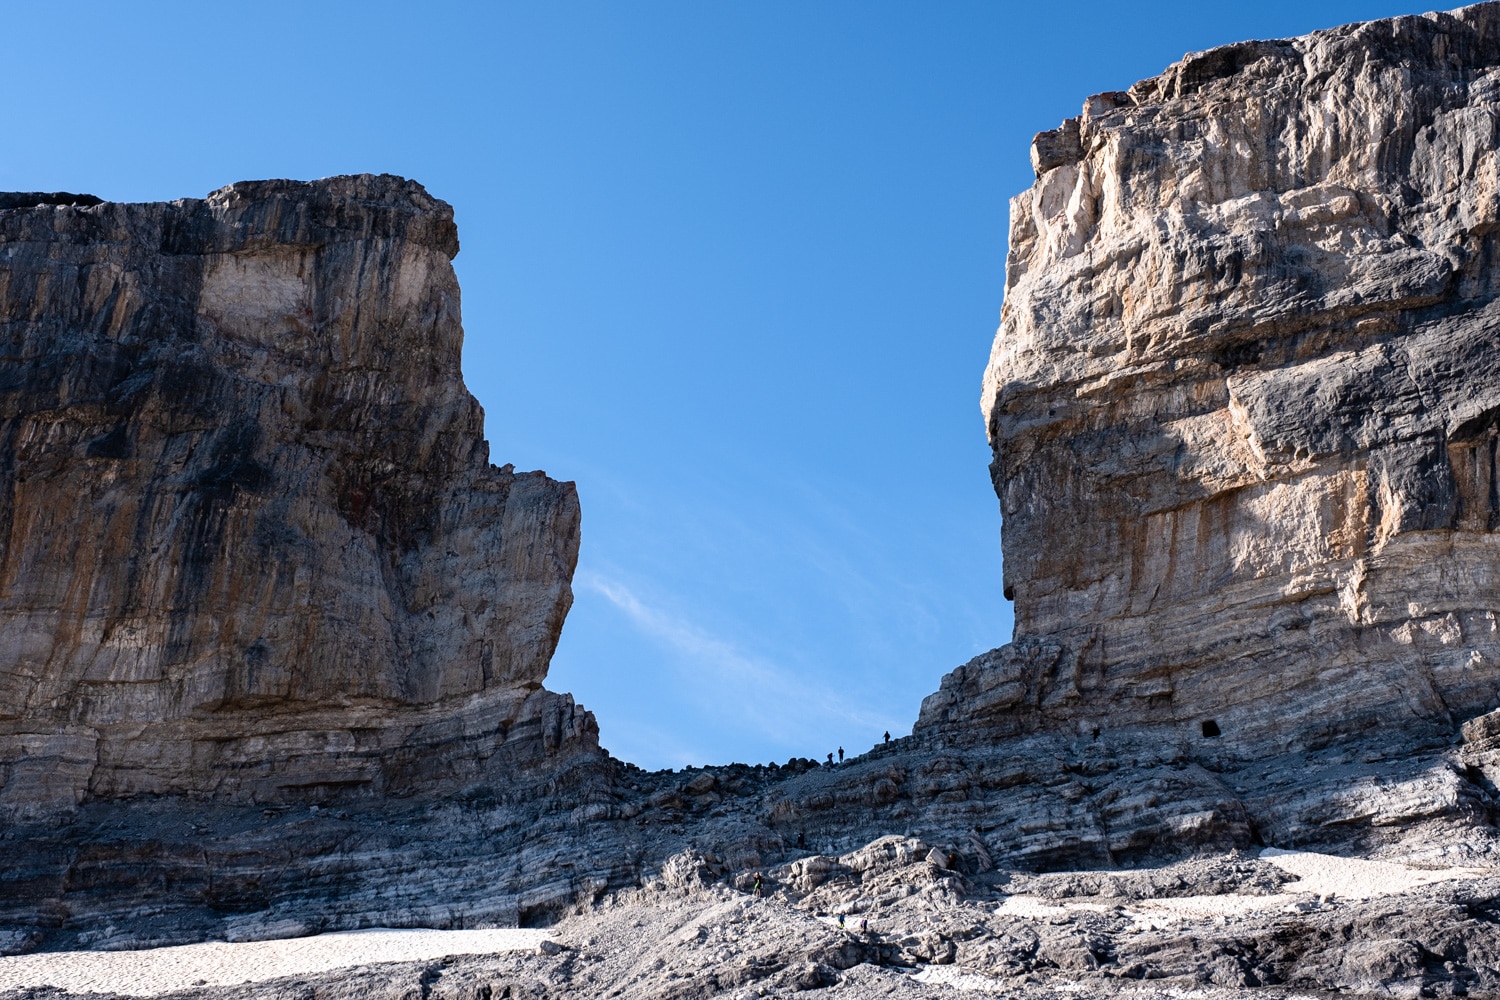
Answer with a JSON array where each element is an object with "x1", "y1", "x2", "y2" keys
[
  {"x1": 0, "y1": 175, "x2": 593, "y2": 815},
  {"x1": 18, "y1": 9, "x2": 1500, "y2": 986},
  {"x1": 921, "y1": 3, "x2": 1500, "y2": 764}
]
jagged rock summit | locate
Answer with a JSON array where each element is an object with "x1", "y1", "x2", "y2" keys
[{"x1": 0, "y1": 175, "x2": 594, "y2": 815}]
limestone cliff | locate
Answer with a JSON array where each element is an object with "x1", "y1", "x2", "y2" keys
[
  {"x1": 920, "y1": 4, "x2": 1500, "y2": 757},
  {"x1": 0, "y1": 175, "x2": 594, "y2": 814},
  {"x1": 21, "y1": 10, "x2": 1500, "y2": 981}
]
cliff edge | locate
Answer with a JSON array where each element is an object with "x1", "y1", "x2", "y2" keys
[
  {"x1": 921, "y1": 3, "x2": 1500, "y2": 762},
  {"x1": 0, "y1": 175, "x2": 595, "y2": 815}
]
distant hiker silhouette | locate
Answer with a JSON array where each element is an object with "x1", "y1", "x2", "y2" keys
[
  {"x1": 884, "y1": 731, "x2": 890, "y2": 744},
  {"x1": 752, "y1": 873, "x2": 763, "y2": 898},
  {"x1": 837, "y1": 913, "x2": 845, "y2": 930},
  {"x1": 837, "y1": 746, "x2": 844, "y2": 762},
  {"x1": 827, "y1": 752, "x2": 834, "y2": 765}
]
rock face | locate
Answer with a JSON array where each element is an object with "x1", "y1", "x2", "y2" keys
[
  {"x1": 0, "y1": 175, "x2": 593, "y2": 815},
  {"x1": 20, "y1": 12, "x2": 1500, "y2": 997},
  {"x1": 921, "y1": 4, "x2": 1500, "y2": 761}
]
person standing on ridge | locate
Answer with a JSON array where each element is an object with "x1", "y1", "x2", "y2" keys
[
  {"x1": 884, "y1": 731, "x2": 890, "y2": 744},
  {"x1": 837, "y1": 746, "x2": 844, "y2": 763},
  {"x1": 827, "y1": 752, "x2": 834, "y2": 765}
]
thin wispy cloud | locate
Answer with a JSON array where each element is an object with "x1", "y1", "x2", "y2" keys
[{"x1": 579, "y1": 569, "x2": 899, "y2": 755}]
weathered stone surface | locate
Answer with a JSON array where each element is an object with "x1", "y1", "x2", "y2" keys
[
  {"x1": 0, "y1": 175, "x2": 592, "y2": 814},
  {"x1": 13, "y1": 836, "x2": 1500, "y2": 999},
  {"x1": 19, "y1": 9, "x2": 1500, "y2": 998},
  {"x1": 920, "y1": 3, "x2": 1500, "y2": 767}
]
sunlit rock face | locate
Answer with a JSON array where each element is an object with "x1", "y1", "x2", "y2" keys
[
  {"x1": 922, "y1": 5, "x2": 1500, "y2": 754},
  {"x1": 0, "y1": 175, "x2": 592, "y2": 813}
]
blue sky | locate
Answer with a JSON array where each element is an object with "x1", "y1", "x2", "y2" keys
[{"x1": 3, "y1": 1, "x2": 1437, "y2": 769}]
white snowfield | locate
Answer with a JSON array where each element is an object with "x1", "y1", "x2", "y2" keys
[
  {"x1": 912, "y1": 850, "x2": 1496, "y2": 994},
  {"x1": 1257, "y1": 846, "x2": 1490, "y2": 899},
  {"x1": 0, "y1": 927, "x2": 551, "y2": 997},
  {"x1": 995, "y1": 848, "x2": 1491, "y2": 930}
]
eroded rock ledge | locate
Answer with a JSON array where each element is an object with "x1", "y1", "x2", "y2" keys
[{"x1": 0, "y1": 175, "x2": 594, "y2": 814}]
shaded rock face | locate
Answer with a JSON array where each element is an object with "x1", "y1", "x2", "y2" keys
[
  {"x1": 0, "y1": 175, "x2": 591, "y2": 813},
  {"x1": 922, "y1": 4, "x2": 1500, "y2": 758}
]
